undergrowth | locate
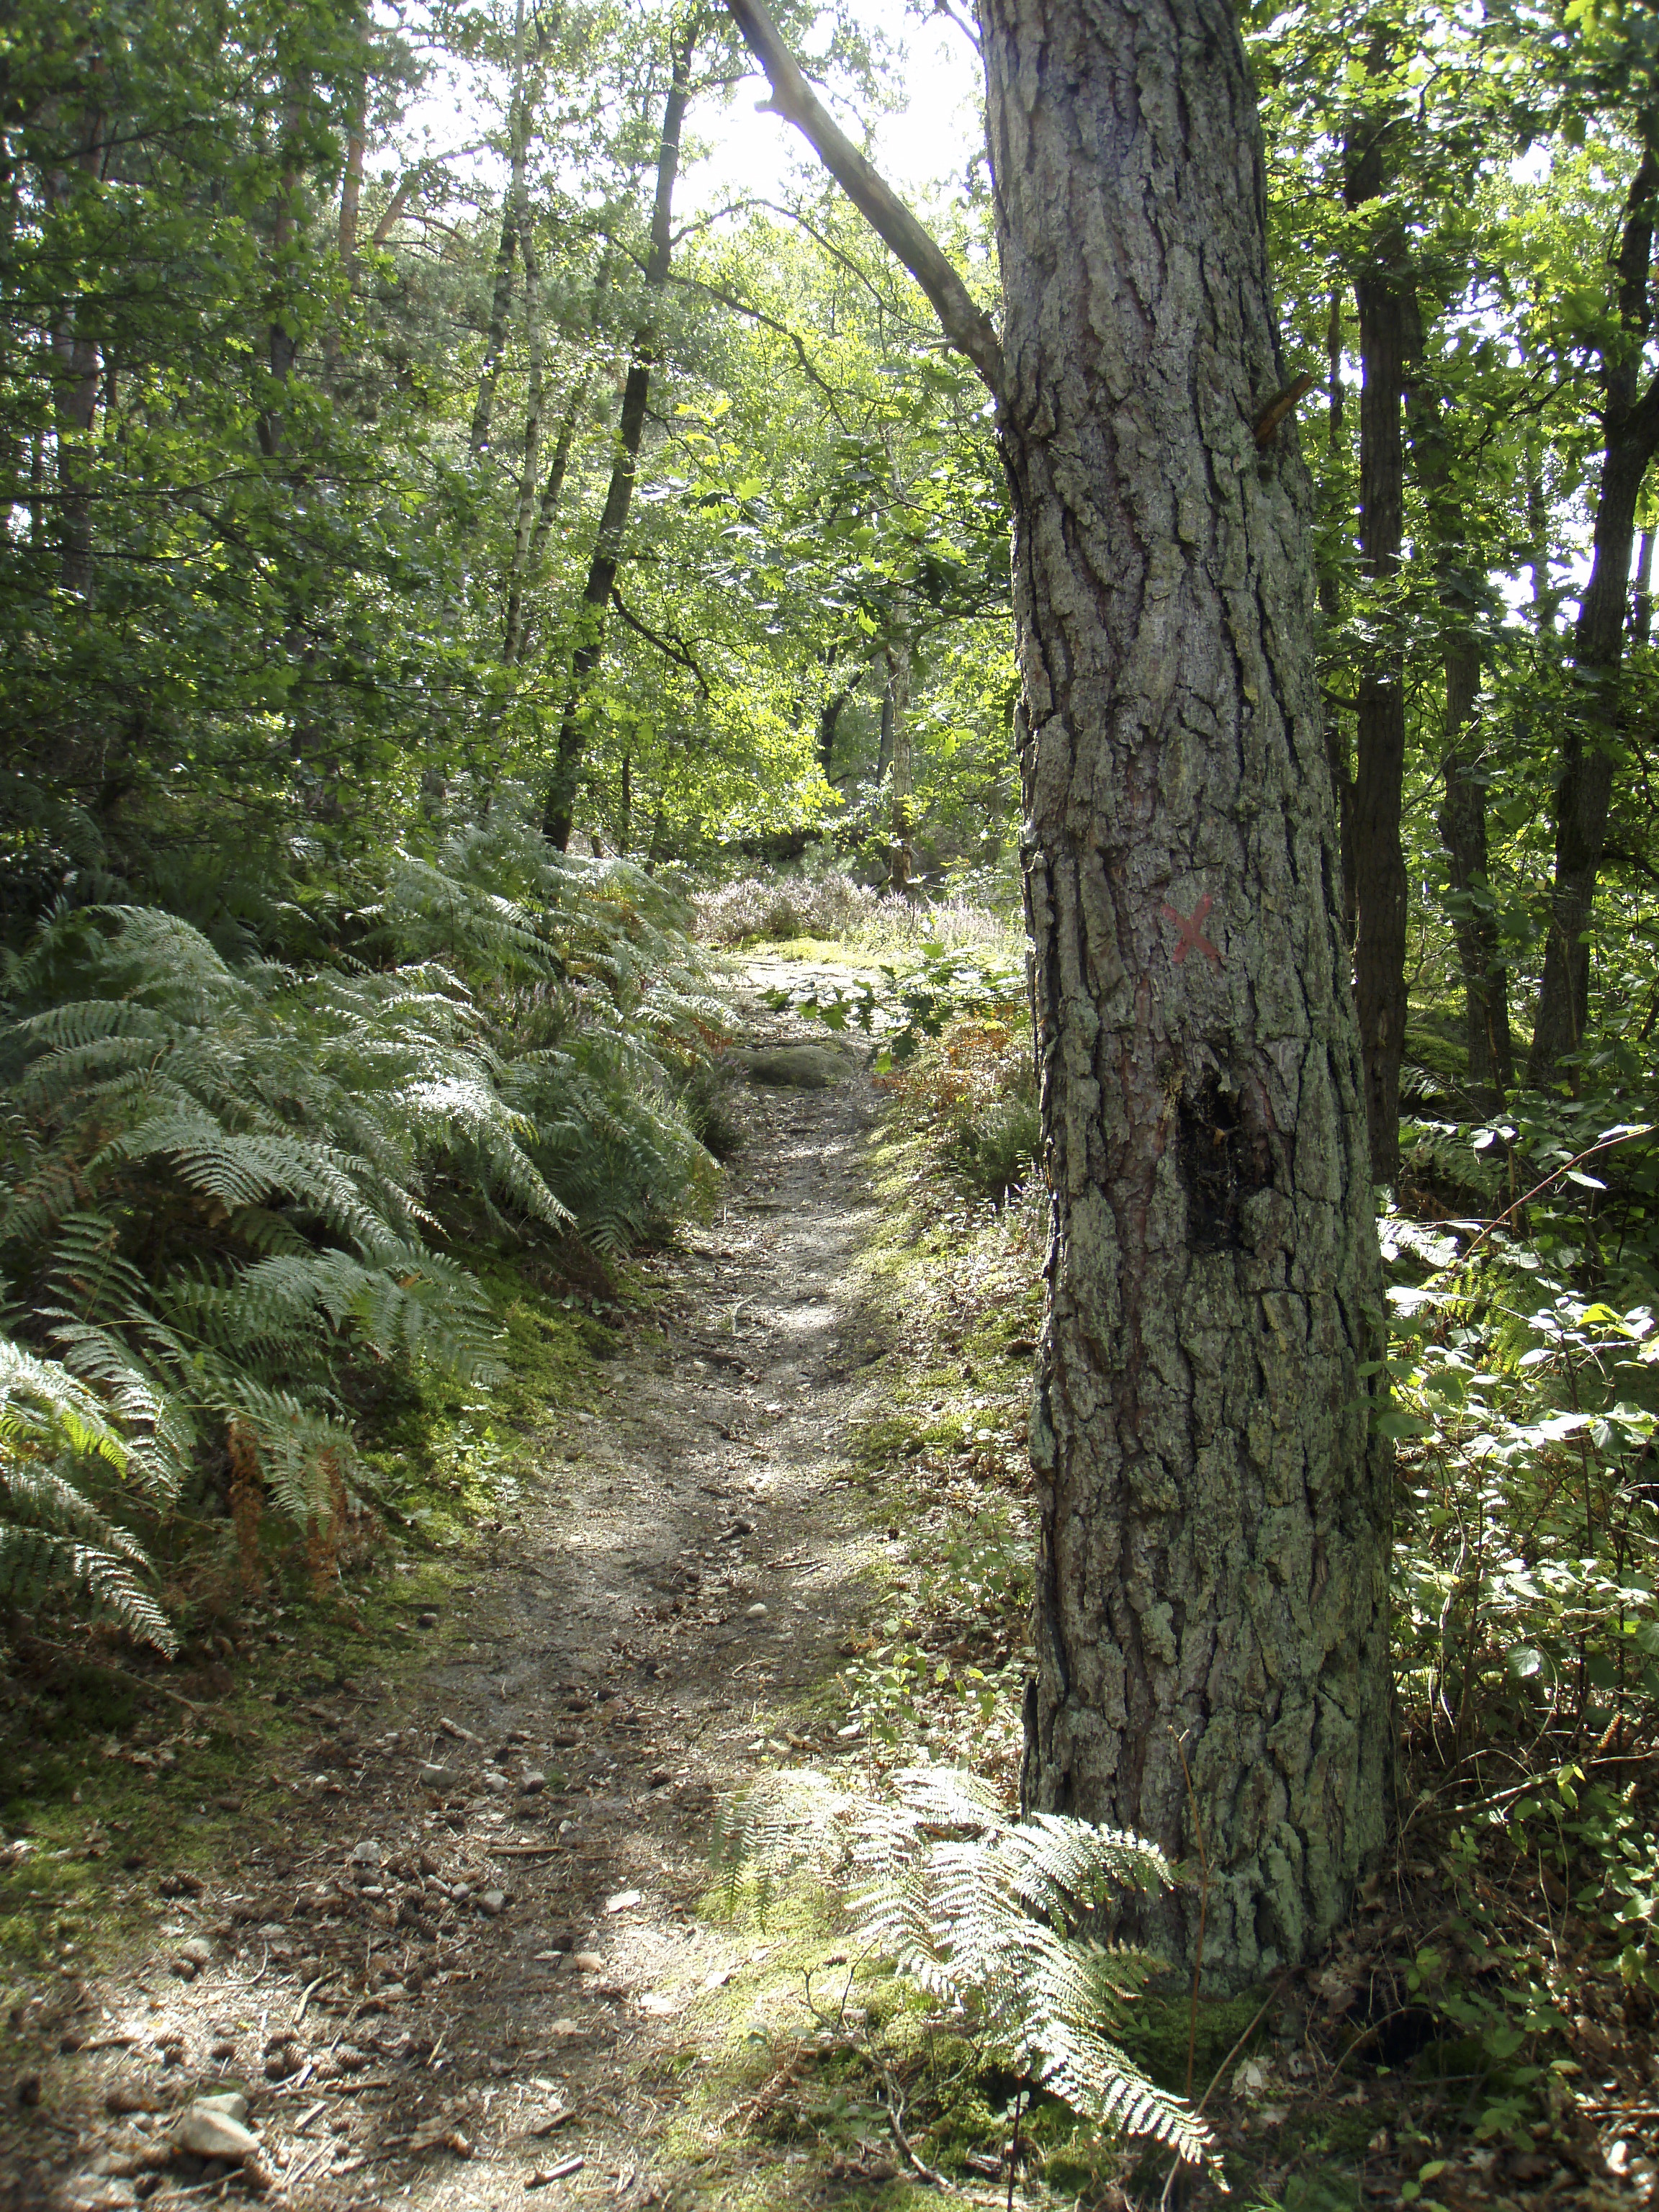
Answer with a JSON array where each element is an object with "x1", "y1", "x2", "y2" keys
[{"x1": 0, "y1": 794, "x2": 721, "y2": 1654}]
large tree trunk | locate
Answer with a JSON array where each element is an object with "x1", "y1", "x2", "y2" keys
[
  {"x1": 724, "y1": 0, "x2": 1390, "y2": 1990},
  {"x1": 1529, "y1": 156, "x2": 1659, "y2": 1088},
  {"x1": 541, "y1": 34, "x2": 693, "y2": 852},
  {"x1": 981, "y1": 0, "x2": 1389, "y2": 1985},
  {"x1": 1344, "y1": 82, "x2": 1416, "y2": 1184}
]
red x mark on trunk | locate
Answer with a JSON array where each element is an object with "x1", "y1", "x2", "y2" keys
[{"x1": 1160, "y1": 893, "x2": 1222, "y2": 967}]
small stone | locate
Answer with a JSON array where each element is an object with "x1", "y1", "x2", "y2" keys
[
  {"x1": 481, "y1": 1771, "x2": 511, "y2": 1795},
  {"x1": 477, "y1": 1890, "x2": 508, "y2": 1917},
  {"x1": 416, "y1": 1611, "x2": 439, "y2": 1629},
  {"x1": 348, "y1": 1840, "x2": 380, "y2": 1868},
  {"x1": 519, "y1": 1771, "x2": 547, "y2": 1795},
  {"x1": 745, "y1": 1604, "x2": 768, "y2": 1619},
  {"x1": 573, "y1": 1951, "x2": 605, "y2": 1973},
  {"x1": 605, "y1": 1888, "x2": 642, "y2": 1914},
  {"x1": 171, "y1": 2102, "x2": 262, "y2": 2162},
  {"x1": 418, "y1": 1763, "x2": 454, "y2": 1788},
  {"x1": 192, "y1": 2092, "x2": 249, "y2": 2123},
  {"x1": 179, "y1": 1936, "x2": 214, "y2": 1967}
]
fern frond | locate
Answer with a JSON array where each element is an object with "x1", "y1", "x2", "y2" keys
[{"x1": 720, "y1": 1764, "x2": 1217, "y2": 2175}]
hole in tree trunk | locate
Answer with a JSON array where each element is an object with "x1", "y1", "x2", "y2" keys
[{"x1": 1176, "y1": 1074, "x2": 1274, "y2": 1252}]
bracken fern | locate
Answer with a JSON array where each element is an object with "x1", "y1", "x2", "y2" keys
[
  {"x1": 0, "y1": 801, "x2": 726, "y2": 1647},
  {"x1": 714, "y1": 1764, "x2": 1217, "y2": 2175}
]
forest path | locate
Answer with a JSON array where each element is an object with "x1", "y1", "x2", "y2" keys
[{"x1": 46, "y1": 958, "x2": 898, "y2": 2212}]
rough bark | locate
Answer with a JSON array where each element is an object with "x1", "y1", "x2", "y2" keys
[
  {"x1": 542, "y1": 32, "x2": 692, "y2": 851},
  {"x1": 729, "y1": 0, "x2": 1390, "y2": 1986},
  {"x1": 1529, "y1": 156, "x2": 1659, "y2": 1088},
  {"x1": 981, "y1": 0, "x2": 1389, "y2": 1982},
  {"x1": 1344, "y1": 79, "x2": 1416, "y2": 1184}
]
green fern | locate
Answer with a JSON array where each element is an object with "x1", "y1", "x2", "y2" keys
[
  {"x1": 0, "y1": 798, "x2": 729, "y2": 1650},
  {"x1": 0, "y1": 1337, "x2": 176, "y2": 1651},
  {"x1": 715, "y1": 1764, "x2": 1216, "y2": 2175}
]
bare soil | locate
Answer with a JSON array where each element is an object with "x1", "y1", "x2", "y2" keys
[{"x1": 7, "y1": 962, "x2": 908, "y2": 2212}]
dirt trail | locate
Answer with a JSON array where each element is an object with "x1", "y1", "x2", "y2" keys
[{"x1": 33, "y1": 961, "x2": 899, "y2": 2212}]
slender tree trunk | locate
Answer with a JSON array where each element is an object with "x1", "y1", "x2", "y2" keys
[
  {"x1": 1344, "y1": 78, "x2": 1417, "y2": 1183},
  {"x1": 338, "y1": 71, "x2": 366, "y2": 277},
  {"x1": 1529, "y1": 155, "x2": 1659, "y2": 1089},
  {"x1": 542, "y1": 32, "x2": 693, "y2": 851},
  {"x1": 1527, "y1": 447, "x2": 1560, "y2": 632},
  {"x1": 326, "y1": 72, "x2": 367, "y2": 369},
  {"x1": 1437, "y1": 616, "x2": 1513, "y2": 1109},
  {"x1": 471, "y1": 206, "x2": 518, "y2": 457},
  {"x1": 980, "y1": 0, "x2": 1389, "y2": 1984},
  {"x1": 501, "y1": 53, "x2": 545, "y2": 672},
  {"x1": 884, "y1": 639, "x2": 913, "y2": 894},
  {"x1": 1321, "y1": 291, "x2": 1357, "y2": 943},
  {"x1": 727, "y1": 0, "x2": 1390, "y2": 1985},
  {"x1": 817, "y1": 649, "x2": 858, "y2": 781},
  {"x1": 619, "y1": 752, "x2": 632, "y2": 854},
  {"x1": 1412, "y1": 392, "x2": 1514, "y2": 1110},
  {"x1": 1633, "y1": 527, "x2": 1653, "y2": 644},
  {"x1": 48, "y1": 107, "x2": 107, "y2": 594},
  {"x1": 257, "y1": 81, "x2": 306, "y2": 459}
]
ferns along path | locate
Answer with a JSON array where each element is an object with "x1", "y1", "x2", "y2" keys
[{"x1": 4, "y1": 962, "x2": 912, "y2": 2212}]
